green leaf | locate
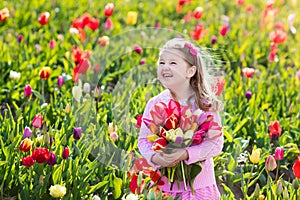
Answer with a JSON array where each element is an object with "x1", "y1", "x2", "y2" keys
[
  {"x1": 87, "y1": 181, "x2": 109, "y2": 194},
  {"x1": 112, "y1": 176, "x2": 122, "y2": 199},
  {"x1": 232, "y1": 118, "x2": 248, "y2": 135}
]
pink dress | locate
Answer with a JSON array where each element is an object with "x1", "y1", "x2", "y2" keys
[{"x1": 138, "y1": 90, "x2": 223, "y2": 200}]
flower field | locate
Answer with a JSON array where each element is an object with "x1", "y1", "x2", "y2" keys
[{"x1": 0, "y1": 0, "x2": 300, "y2": 199}]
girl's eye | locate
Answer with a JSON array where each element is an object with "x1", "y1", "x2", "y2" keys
[
  {"x1": 159, "y1": 61, "x2": 165, "y2": 65},
  {"x1": 170, "y1": 62, "x2": 177, "y2": 65}
]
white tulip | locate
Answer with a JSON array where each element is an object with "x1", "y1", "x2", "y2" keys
[{"x1": 72, "y1": 86, "x2": 82, "y2": 102}]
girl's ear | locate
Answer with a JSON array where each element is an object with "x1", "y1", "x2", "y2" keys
[{"x1": 186, "y1": 66, "x2": 197, "y2": 78}]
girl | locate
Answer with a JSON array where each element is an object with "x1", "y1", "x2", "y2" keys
[{"x1": 138, "y1": 38, "x2": 223, "y2": 200}]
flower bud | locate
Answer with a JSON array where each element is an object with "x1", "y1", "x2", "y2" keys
[
  {"x1": 57, "y1": 76, "x2": 64, "y2": 87},
  {"x1": 292, "y1": 179, "x2": 299, "y2": 190},
  {"x1": 73, "y1": 127, "x2": 82, "y2": 140},
  {"x1": 24, "y1": 84, "x2": 32, "y2": 96},
  {"x1": 252, "y1": 183, "x2": 260, "y2": 198},
  {"x1": 250, "y1": 148, "x2": 261, "y2": 164},
  {"x1": 283, "y1": 187, "x2": 289, "y2": 199},
  {"x1": 83, "y1": 83, "x2": 91, "y2": 94},
  {"x1": 276, "y1": 179, "x2": 283, "y2": 195},
  {"x1": 245, "y1": 91, "x2": 252, "y2": 100},
  {"x1": 47, "y1": 152, "x2": 57, "y2": 166},
  {"x1": 265, "y1": 155, "x2": 277, "y2": 171},
  {"x1": 110, "y1": 132, "x2": 118, "y2": 142},
  {"x1": 23, "y1": 126, "x2": 32, "y2": 138},
  {"x1": 62, "y1": 147, "x2": 69, "y2": 159},
  {"x1": 274, "y1": 147, "x2": 284, "y2": 160}
]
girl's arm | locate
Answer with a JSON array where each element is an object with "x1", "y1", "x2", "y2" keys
[
  {"x1": 137, "y1": 98, "x2": 162, "y2": 169},
  {"x1": 184, "y1": 111, "x2": 224, "y2": 165}
]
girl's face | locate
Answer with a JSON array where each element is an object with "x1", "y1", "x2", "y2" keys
[{"x1": 157, "y1": 49, "x2": 195, "y2": 89}]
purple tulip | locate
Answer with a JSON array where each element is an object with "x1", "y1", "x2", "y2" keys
[
  {"x1": 73, "y1": 127, "x2": 82, "y2": 140},
  {"x1": 140, "y1": 58, "x2": 146, "y2": 65},
  {"x1": 23, "y1": 127, "x2": 32, "y2": 138},
  {"x1": 24, "y1": 84, "x2": 32, "y2": 96},
  {"x1": 211, "y1": 35, "x2": 217, "y2": 45},
  {"x1": 47, "y1": 152, "x2": 57, "y2": 166},
  {"x1": 175, "y1": 136, "x2": 183, "y2": 144},
  {"x1": 57, "y1": 76, "x2": 64, "y2": 87},
  {"x1": 245, "y1": 91, "x2": 252, "y2": 100},
  {"x1": 17, "y1": 34, "x2": 24, "y2": 43}
]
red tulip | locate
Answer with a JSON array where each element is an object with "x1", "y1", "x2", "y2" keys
[
  {"x1": 190, "y1": 23, "x2": 208, "y2": 41},
  {"x1": 167, "y1": 99, "x2": 181, "y2": 118},
  {"x1": 32, "y1": 114, "x2": 43, "y2": 128},
  {"x1": 136, "y1": 114, "x2": 143, "y2": 128},
  {"x1": 22, "y1": 155, "x2": 34, "y2": 167},
  {"x1": 87, "y1": 17, "x2": 99, "y2": 31},
  {"x1": 131, "y1": 158, "x2": 152, "y2": 173},
  {"x1": 212, "y1": 77, "x2": 225, "y2": 96},
  {"x1": 133, "y1": 45, "x2": 143, "y2": 54},
  {"x1": 164, "y1": 114, "x2": 179, "y2": 130},
  {"x1": 236, "y1": 0, "x2": 245, "y2": 6},
  {"x1": 268, "y1": 42, "x2": 278, "y2": 62},
  {"x1": 39, "y1": 67, "x2": 51, "y2": 79},
  {"x1": 242, "y1": 67, "x2": 255, "y2": 78},
  {"x1": 269, "y1": 120, "x2": 282, "y2": 140},
  {"x1": 219, "y1": 26, "x2": 229, "y2": 36},
  {"x1": 62, "y1": 147, "x2": 69, "y2": 159},
  {"x1": 293, "y1": 155, "x2": 300, "y2": 179},
  {"x1": 38, "y1": 12, "x2": 50, "y2": 26},
  {"x1": 0, "y1": 8, "x2": 9, "y2": 22},
  {"x1": 19, "y1": 138, "x2": 32, "y2": 152},
  {"x1": 104, "y1": 3, "x2": 114, "y2": 17},
  {"x1": 32, "y1": 148, "x2": 50, "y2": 163},
  {"x1": 246, "y1": 5, "x2": 254, "y2": 13},
  {"x1": 193, "y1": 7, "x2": 203, "y2": 20},
  {"x1": 129, "y1": 174, "x2": 145, "y2": 194},
  {"x1": 199, "y1": 115, "x2": 214, "y2": 131},
  {"x1": 152, "y1": 137, "x2": 168, "y2": 151}
]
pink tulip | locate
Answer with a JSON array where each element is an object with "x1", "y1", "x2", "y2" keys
[
  {"x1": 265, "y1": 155, "x2": 277, "y2": 171},
  {"x1": 49, "y1": 39, "x2": 56, "y2": 49},
  {"x1": 104, "y1": 18, "x2": 113, "y2": 30},
  {"x1": 180, "y1": 116, "x2": 192, "y2": 132},
  {"x1": 297, "y1": 69, "x2": 300, "y2": 80},
  {"x1": 24, "y1": 84, "x2": 32, "y2": 96},
  {"x1": 133, "y1": 45, "x2": 143, "y2": 54},
  {"x1": 32, "y1": 114, "x2": 43, "y2": 128},
  {"x1": 110, "y1": 132, "x2": 118, "y2": 142},
  {"x1": 206, "y1": 121, "x2": 222, "y2": 139},
  {"x1": 192, "y1": 129, "x2": 205, "y2": 145},
  {"x1": 274, "y1": 147, "x2": 284, "y2": 160},
  {"x1": 150, "y1": 110, "x2": 165, "y2": 125}
]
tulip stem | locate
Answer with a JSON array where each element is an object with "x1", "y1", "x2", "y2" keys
[
  {"x1": 275, "y1": 160, "x2": 279, "y2": 182},
  {"x1": 42, "y1": 79, "x2": 45, "y2": 103},
  {"x1": 246, "y1": 164, "x2": 254, "y2": 194},
  {"x1": 180, "y1": 161, "x2": 187, "y2": 191}
]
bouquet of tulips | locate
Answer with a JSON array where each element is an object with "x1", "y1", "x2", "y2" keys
[{"x1": 143, "y1": 99, "x2": 222, "y2": 193}]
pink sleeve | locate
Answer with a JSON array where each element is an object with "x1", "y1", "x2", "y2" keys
[
  {"x1": 137, "y1": 98, "x2": 161, "y2": 169},
  {"x1": 184, "y1": 111, "x2": 224, "y2": 165}
]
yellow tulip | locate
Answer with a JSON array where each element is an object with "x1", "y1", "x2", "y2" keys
[
  {"x1": 147, "y1": 134, "x2": 159, "y2": 142},
  {"x1": 126, "y1": 11, "x2": 138, "y2": 25},
  {"x1": 49, "y1": 184, "x2": 66, "y2": 198},
  {"x1": 250, "y1": 148, "x2": 261, "y2": 164}
]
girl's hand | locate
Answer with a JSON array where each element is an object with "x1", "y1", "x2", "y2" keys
[
  {"x1": 151, "y1": 153, "x2": 173, "y2": 167},
  {"x1": 162, "y1": 148, "x2": 189, "y2": 167}
]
